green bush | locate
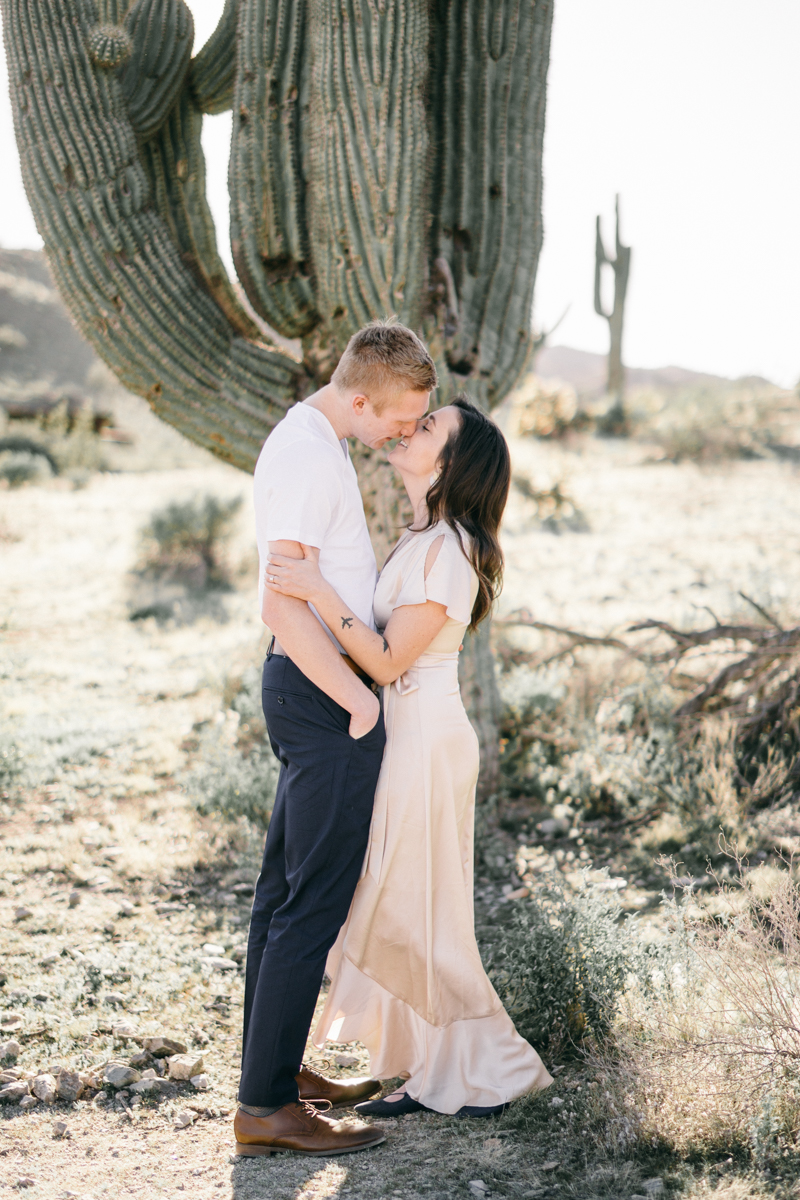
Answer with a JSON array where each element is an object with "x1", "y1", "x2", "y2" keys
[
  {"x1": 189, "y1": 736, "x2": 278, "y2": 830},
  {"x1": 137, "y1": 494, "x2": 243, "y2": 591},
  {"x1": 485, "y1": 874, "x2": 640, "y2": 1058},
  {"x1": 185, "y1": 668, "x2": 278, "y2": 829}
]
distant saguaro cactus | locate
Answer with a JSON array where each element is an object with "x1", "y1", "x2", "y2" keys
[
  {"x1": 594, "y1": 195, "x2": 631, "y2": 430},
  {"x1": 2, "y1": 0, "x2": 553, "y2": 797}
]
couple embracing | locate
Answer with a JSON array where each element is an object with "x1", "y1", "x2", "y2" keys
[{"x1": 234, "y1": 320, "x2": 552, "y2": 1158}]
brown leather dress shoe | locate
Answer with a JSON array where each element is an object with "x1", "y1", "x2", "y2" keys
[
  {"x1": 296, "y1": 1065, "x2": 381, "y2": 1108},
  {"x1": 234, "y1": 1101, "x2": 385, "y2": 1157}
]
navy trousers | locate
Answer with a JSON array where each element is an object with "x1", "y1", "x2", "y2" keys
[{"x1": 238, "y1": 653, "x2": 385, "y2": 1108}]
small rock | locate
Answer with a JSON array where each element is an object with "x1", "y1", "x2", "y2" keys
[
  {"x1": 643, "y1": 1181, "x2": 664, "y2": 1196},
  {"x1": 128, "y1": 1052, "x2": 153, "y2": 1069},
  {"x1": 0, "y1": 1013, "x2": 23, "y2": 1031},
  {"x1": 68, "y1": 890, "x2": 82, "y2": 908},
  {"x1": 19, "y1": 1095, "x2": 38, "y2": 1110},
  {"x1": 0, "y1": 1080, "x2": 30, "y2": 1103},
  {"x1": 190, "y1": 1074, "x2": 210, "y2": 1091},
  {"x1": 549, "y1": 1096, "x2": 564, "y2": 1107},
  {"x1": 13, "y1": 907, "x2": 32, "y2": 921},
  {"x1": 230, "y1": 946, "x2": 246, "y2": 964},
  {"x1": 0, "y1": 1039, "x2": 21, "y2": 1059},
  {"x1": 468, "y1": 1183, "x2": 488, "y2": 1198},
  {"x1": 32, "y1": 1073, "x2": 57, "y2": 1104},
  {"x1": 541, "y1": 1161, "x2": 559, "y2": 1171},
  {"x1": 117, "y1": 899, "x2": 135, "y2": 915},
  {"x1": 52, "y1": 1120, "x2": 69, "y2": 1138},
  {"x1": 174, "y1": 1109, "x2": 196, "y2": 1128},
  {"x1": 112, "y1": 1020, "x2": 138, "y2": 1039},
  {"x1": 168, "y1": 1053, "x2": 204, "y2": 1081},
  {"x1": 142, "y1": 1036, "x2": 187, "y2": 1057},
  {"x1": 334, "y1": 1054, "x2": 358, "y2": 1068},
  {"x1": 505, "y1": 886, "x2": 530, "y2": 901},
  {"x1": 16, "y1": 1177, "x2": 35, "y2": 1188},
  {"x1": 202, "y1": 943, "x2": 226, "y2": 956},
  {"x1": 103, "y1": 993, "x2": 128, "y2": 1008},
  {"x1": 103, "y1": 1063, "x2": 141, "y2": 1088},
  {"x1": 40, "y1": 954, "x2": 59, "y2": 967},
  {"x1": 56, "y1": 1070, "x2": 82, "y2": 1103},
  {"x1": 33, "y1": 993, "x2": 49, "y2": 1002},
  {"x1": 8, "y1": 989, "x2": 30, "y2": 1003},
  {"x1": 199, "y1": 956, "x2": 237, "y2": 971},
  {"x1": 130, "y1": 1077, "x2": 159, "y2": 1094},
  {"x1": 0, "y1": 1070, "x2": 20, "y2": 1083}
]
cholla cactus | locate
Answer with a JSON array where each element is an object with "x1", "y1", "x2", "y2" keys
[{"x1": 1, "y1": 0, "x2": 553, "y2": 472}]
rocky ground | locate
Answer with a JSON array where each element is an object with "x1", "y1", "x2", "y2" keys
[{"x1": 2, "y1": 397, "x2": 800, "y2": 1199}]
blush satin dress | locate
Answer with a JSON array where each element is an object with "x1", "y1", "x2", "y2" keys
[{"x1": 313, "y1": 520, "x2": 553, "y2": 1113}]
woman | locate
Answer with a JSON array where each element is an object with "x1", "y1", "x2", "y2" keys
[{"x1": 264, "y1": 396, "x2": 552, "y2": 1117}]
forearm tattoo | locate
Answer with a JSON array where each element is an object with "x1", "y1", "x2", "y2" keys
[{"x1": 340, "y1": 616, "x2": 353, "y2": 629}]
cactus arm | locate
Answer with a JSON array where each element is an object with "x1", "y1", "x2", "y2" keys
[
  {"x1": 190, "y1": 0, "x2": 238, "y2": 115},
  {"x1": 2, "y1": 0, "x2": 306, "y2": 471},
  {"x1": 140, "y1": 88, "x2": 263, "y2": 341},
  {"x1": 228, "y1": 0, "x2": 319, "y2": 339},
  {"x1": 432, "y1": 0, "x2": 553, "y2": 409},
  {"x1": 120, "y1": 0, "x2": 194, "y2": 141},
  {"x1": 307, "y1": 0, "x2": 429, "y2": 350},
  {"x1": 594, "y1": 214, "x2": 610, "y2": 318}
]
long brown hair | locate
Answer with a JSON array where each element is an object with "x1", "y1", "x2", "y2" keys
[{"x1": 421, "y1": 396, "x2": 511, "y2": 629}]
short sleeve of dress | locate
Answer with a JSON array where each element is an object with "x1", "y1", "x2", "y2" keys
[
  {"x1": 424, "y1": 533, "x2": 475, "y2": 625},
  {"x1": 390, "y1": 527, "x2": 474, "y2": 624}
]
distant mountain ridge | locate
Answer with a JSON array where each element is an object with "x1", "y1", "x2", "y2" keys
[{"x1": 535, "y1": 344, "x2": 775, "y2": 396}]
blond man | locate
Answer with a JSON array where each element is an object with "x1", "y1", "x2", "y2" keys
[{"x1": 235, "y1": 320, "x2": 436, "y2": 1157}]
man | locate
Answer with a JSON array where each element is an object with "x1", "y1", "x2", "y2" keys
[{"x1": 234, "y1": 319, "x2": 437, "y2": 1157}]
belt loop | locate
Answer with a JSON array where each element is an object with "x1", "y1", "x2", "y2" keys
[{"x1": 266, "y1": 635, "x2": 275, "y2": 661}]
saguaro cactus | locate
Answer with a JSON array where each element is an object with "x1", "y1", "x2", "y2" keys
[
  {"x1": 594, "y1": 194, "x2": 631, "y2": 428},
  {"x1": 2, "y1": 0, "x2": 553, "y2": 795},
  {"x1": 2, "y1": 0, "x2": 552, "y2": 462}
]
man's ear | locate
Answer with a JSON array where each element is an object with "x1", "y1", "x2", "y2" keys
[{"x1": 351, "y1": 393, "x2": 369, "y2": 415}]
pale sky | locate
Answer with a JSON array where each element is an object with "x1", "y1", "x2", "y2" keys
[{"x1": 1, "y1": 1, "x2": 798, "y2": 385}]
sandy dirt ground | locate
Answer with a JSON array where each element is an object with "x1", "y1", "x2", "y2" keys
[{"x1": 2, "y1": 415, "x2": 799, "y2": 1200}]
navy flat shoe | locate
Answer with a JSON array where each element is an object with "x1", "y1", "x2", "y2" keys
[
  {"x1": 354, "y1": 1092, "x2": 428, "y2": 1117},
  {"x1": 454, "y1": 1103, "x2": 508, "y2": 1118}
]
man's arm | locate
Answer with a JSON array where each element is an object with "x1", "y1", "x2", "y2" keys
[{"x1": 261, "y1": 540, "x2": 379, "y2": 739}]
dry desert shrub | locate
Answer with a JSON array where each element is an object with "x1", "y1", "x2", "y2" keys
[
  {"x1": 129, "y1": 493, "x2": 244, "y2": 623},
  {"x1": 506, "y1": 373, "x2": 586, "y2": 439},
  {"x1": 136, "y1": 493, "x2": 243, "y2": 591},
  {"x1": 183, "y1": 667, "x2": 278, "y2": 830},
  {"x1": 630, "y1": 382, "x2": 796, "y2": 464},
  {"x1": 581, "y1": 863, "x2": 800, "y2": 1167}
]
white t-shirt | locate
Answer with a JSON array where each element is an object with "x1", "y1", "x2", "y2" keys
[{"x1": 253, "y1": 402, "x2": 378, "y2": 649}]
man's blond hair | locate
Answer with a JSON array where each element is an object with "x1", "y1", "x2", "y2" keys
[{"x1": 332, "y1": 317, "x2": 437, "y2": 412}]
